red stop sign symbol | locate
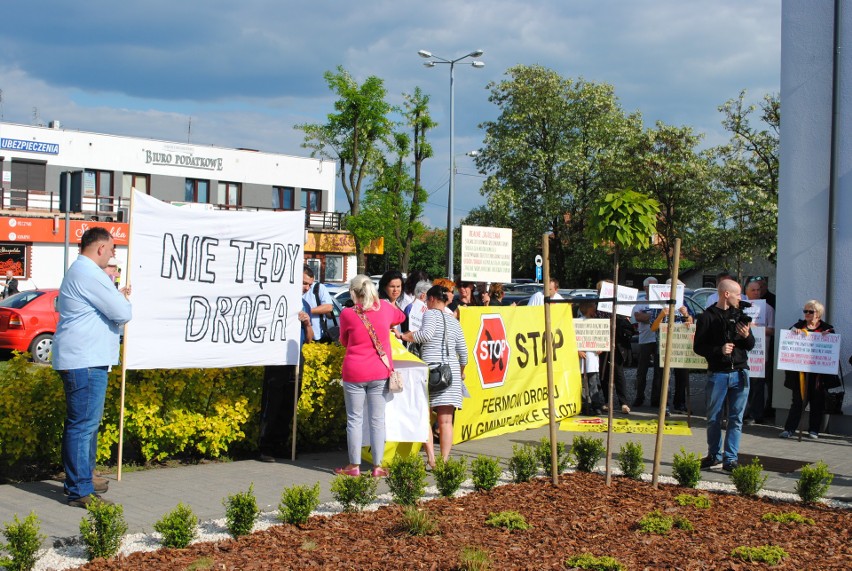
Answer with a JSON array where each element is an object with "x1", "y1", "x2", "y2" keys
[{"x1": 475, "y1": 314, "x2": 510, "y2": 388}]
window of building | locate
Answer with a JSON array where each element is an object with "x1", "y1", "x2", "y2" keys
[
  {"x1": 301, "y1": 189, "x2": 321, "y2": 212},
  {"x1": 10, "y1": 160, "x2": 46, "y2": 192},
  {"x1": 217, "y1": 181, "x2": 241, "y2": 207},
  {"x1": 305, "y1": 258, "x2": 321, "y2": 282},
  {"x1": 185, "y1": 178, "x2": 210, "y2": 203},
  {"x1": 324, "y1": 255, "x2": 345, "y2": 282},
  {"x1": 122, "y1": 173, "x2": 150, "y2": 200},
  {"x1": 273, "y1": 186, "x2": 295, "y2": 210},
  {"x1": 85, "y1": 169, "x2": 114, "y2": 214}
]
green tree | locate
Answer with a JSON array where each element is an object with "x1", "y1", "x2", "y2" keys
[
  {"x1": 408, "y1": 228, "x2": 447, "y2": 279},
  {"x1": 296, "y1": 66, "x2": 393, "y2": 273},
  {"x1": 624, "y1": 122, "x2": 717, "y2": 272},
  {"x1": 475, "y1": 64, "x2": 642, "y2": 286},
  {"x1": 709, "y1": 91, "x2": 780, "y2": 269}
]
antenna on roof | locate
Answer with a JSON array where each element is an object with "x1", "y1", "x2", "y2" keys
[{"x1": 187, "y1": 116, "x2": 192, "y2": 143}]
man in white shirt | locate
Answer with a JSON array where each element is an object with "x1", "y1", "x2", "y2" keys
[
  {"x1": 632, "y1": 277, "x2": 660, "y2": 407},
  {"x1": 527, "y1": 278, "x2": 562, "y2": 306}
]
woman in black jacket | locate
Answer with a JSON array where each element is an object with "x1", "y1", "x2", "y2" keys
[{"x1": 779, "y1": 299, "x2": 835, "y2": 440}]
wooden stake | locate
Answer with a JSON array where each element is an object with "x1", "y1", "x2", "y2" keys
[{"x1": 542, "y1": 234, "x2": 559, "y2": 485}]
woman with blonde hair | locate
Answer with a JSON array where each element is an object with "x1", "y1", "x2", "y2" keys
[
  {"x1": 337, "y1": 274, "x2": 406, "y2": 477},
  {"x1": 779, "y1": 299, "x2": 836, "y2": 440}
]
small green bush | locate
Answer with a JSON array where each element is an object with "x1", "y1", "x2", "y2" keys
[
  {"x1": 508, "y1": 444, "x2": 539, "y2": 483},
  {"x1": 79, "y1": 499, "x2": 128, "y2": 560},
  {"x1": 471, "y1": 455, "x2": 502, "y2": 492},
  {"x1": 330, "y1": 473, "x2": 377, "y2": 512},
  {"x1": 637, "y1": 509, "x2": 673, "y2": 535},
  {"x1": 278, "y1": 483, "x2": 320, "y2": 525},
  {"x1": 572, "y1": 436, "x2": 605, "y2": 473},
  {"x1": 485, "y1": 511, "x2": 530, "y2": 531},
  {"x1": 617, "y1": 441, "x2": 644, "y2": 480},
  {"x1": 536, "y1": 437, "x2": 571, "y2": 474},
  {"x1": 433, "y1": 456, "x2": 467, "y2": 498},
  {"x1": 730, "y1": 545, "x2": 788, "y2": 565},
  {"x1": 730, "y1": 457, "x2": 768, "y2": 496},
  {"x1": 795, "y1": 460, "x2": 833, "y2": 504},
  {"x1": 673, "y1": 515, "x2": 694, "y2": 532},
  {"x1": 0, "y1": 512, "x2": 45, "y2": 571},
  {"x1": 400, "y1": 506, "x2": 439, "y2": 536},
  {"x1": 153, "y1": 503, "x2": 198, "y2": 549},
  {"x1": 459, "y1": 546, "x2": 490, "y2": 571},
  {"x1": 386, "y1": 454, "x2": 427, "y2": 506},
  {"x1": 761, "y1": 511, "x2": 814, "y2": 525},
  {"x1": 674, "y1": 494, "x2": 711, "y2": 509},
  {"x1": 565, "y1": 553, "x2": 626, "y2": 571},
  {"x1": 223, "y1": 483, "x2": 259, "y2": 538},
  {"x1": 671, "y1": 448, "x2": 701, "y2": 488}
]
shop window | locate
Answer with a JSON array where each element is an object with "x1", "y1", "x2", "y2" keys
[
  {"x1": 122, "y1": 173, "x2": 150, "y2": 199},
  {"x1": 10, "y1": 160, "x2": 46, "y2": 191},
  {"x1": 273, "y1": 186, "x2": 294, "y2": 210},
  {"x1": 217, "y1": 181, "x2": 241, "y2": 207},
  {"x1": 85, "y1": 169, "x2": 114, "y2": 213},
  {"x1": 324, "y1": 255, "x2": 344, "y2": 282},
  {"x1": 185, "y1": 178, "x2": 210, "y2": 203}
]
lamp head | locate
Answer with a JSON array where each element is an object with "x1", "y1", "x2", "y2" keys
[
  {"x1": 469, "y1": 49, "x2": 484, "y2": 58},
  {"x1": 471, "y1": 61, "x2": 485, "y2": 68},
  {"x1": 418, "y1": 50, "x2": 432, "y2": 58},
  {"x1": 423, "y1": 61, "x2": 436, "y2": 68}
]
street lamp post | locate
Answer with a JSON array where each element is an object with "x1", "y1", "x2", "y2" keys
[{"x1": 418, "y1": 49, "x2": 484, "y2": 279}]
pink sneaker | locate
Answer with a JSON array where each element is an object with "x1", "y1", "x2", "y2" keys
[
  {"x1": 371, "y1": 467, "x2": 389, "y2": 478},
  {"x1": 334, "y1": 466, "x2": 360, "y2": 477}
]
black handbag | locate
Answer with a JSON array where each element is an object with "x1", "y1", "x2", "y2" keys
[
  {"x1": 314, "y1": 283, "x2": 339, "y2": 343},
  {"x1": 428, "y1": 313, "x2": 453, "y2": 393}
]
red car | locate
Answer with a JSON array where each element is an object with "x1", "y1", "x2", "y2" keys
[{"x1": 0, "y1": 289, "x2": 60, "y2": 364}]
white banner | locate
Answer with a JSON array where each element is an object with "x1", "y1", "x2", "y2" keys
[
  {"x1": 124, "y1": 190, "x2": 305, "y2": 369},
  {"x1": 777, "y1": 329, "x2": 841, "y2": 375},
  {"x1": 460, "y1": 225, "x2": 513, "y2": 283},
  {"x1": 743, "y1": 300, "x2": 768, "y2": 327},
  {"x1": 573, "y1": 318, "x2": 610, "y2": 351},
  {"x1": 597, "y1": 282, "x2": 638, "y2": 317},
  {"x1": 648, "y1": 283, "x2": 684, "y2": 311},
  {"x1": 658, "y1": 324, "x2": 707, "y2": 369},
  {"x1": 747, "y1": 326, "x2": 766, "y2": 378}
]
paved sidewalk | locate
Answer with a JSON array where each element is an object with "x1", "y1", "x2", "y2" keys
[{"x1": 1, "y1": 410, "x2": 850, "y2": 544}]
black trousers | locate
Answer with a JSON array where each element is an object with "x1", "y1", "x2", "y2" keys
[
  {"x1": 784, "y1": 374, "x2": 825, "y2": 434},
  {"x1": 602, "y1": 348, "x2": 629, "y2": 407},
  {"x1": 259, "y1": 362, "x2": 302, "y2": 455}
]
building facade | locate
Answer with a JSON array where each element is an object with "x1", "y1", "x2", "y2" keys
[{"x1": 0, "y1": 122, "x2": 374, "y2": 289}]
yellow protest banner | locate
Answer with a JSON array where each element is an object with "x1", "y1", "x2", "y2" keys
[
  {"x1": 560, "y1": 416, "x2": 692, "y2": 436},
  {"x1": 455, "y1": 305, "x2": 582, "y2": 443}
]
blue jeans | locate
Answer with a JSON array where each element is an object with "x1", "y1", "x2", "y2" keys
[
  {"x1": 705, "y1": 370, "x2": 750, "y2": 465},
  {"x1": 60, "y1": 367, "x2": 109, "y2": 500},
  {"x1": 343, "y1": 380, "x2": 387, "y2": 466}
]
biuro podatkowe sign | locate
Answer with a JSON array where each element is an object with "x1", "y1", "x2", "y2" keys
[{"x1": 455, "y1": 305, "x2": 582, "y2": 444}]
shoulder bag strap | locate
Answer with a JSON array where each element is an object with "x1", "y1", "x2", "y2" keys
[
  {"x1": 441, "y1": 311, "x2": 449, "y2": 361},
  {"x1": 355, "y1": 306, "x2": 393, "y2": 373}
]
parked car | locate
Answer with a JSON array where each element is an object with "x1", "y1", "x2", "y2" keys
[
  {"x1": 0, "y1": 289, "x2": 60, "y2": 364},
  {"x1": 689, "y1": 287, "x2": 716, "y2": 309}
]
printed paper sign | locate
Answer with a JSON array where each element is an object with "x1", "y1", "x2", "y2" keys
[
  {"x1": 460, "y1": 225, "x2": 512, "y2": 283},
  {"x1": 743, "y1": 300, "x2": 768, "y2": 327},
  {"x1": 747, "y1": 326, "x2": 766, "y2": 378},
  {"x1": 648, "y1": 283, "x2": 685, "y2": 311},
  {"x1": 777, "y1": 329, "x2": 841, "y2": 375},
  {"x1": 124, "y1": 190, "x2": 305, "y2": 369},
  {"x1": 573, "y1": 319, "x2": 610, "y2": 351},
  {"x1": 596, "y1": 282, "x2": 638, "y2": 317},
  {"x1": 658, "y1": 324, "x2": 708, "y2": 369}
]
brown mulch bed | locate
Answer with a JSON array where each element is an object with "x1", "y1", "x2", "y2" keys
[{"x1": 80, "y1": 472, "x2": 850, "y2": 570}]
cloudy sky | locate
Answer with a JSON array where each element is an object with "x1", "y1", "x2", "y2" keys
[{"x1": 0, "y1": 1, "x2": 780, "y2": 227}]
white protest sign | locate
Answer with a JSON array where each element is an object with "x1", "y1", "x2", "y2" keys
[
  {"x1": 648, "y1": 283, "x2": 685, "y2": 312},
  {"x1": 777, "y1": 329, "x2": 841, "y2": 375},
  {"x1": 573, "y1": 319, "x2": 610, "y2": 351},
  {"x1": 747, "y1": 326, "x2": 766, "y2": 378},
  {"x1": 658, "y1": 324, "x2": 707, "y2": 369},
  {"x1": 460, "y1": 225, "x2": 512, "y2": 283},
  {"x1": 743, "y1": 300, "x2": 768, "y2": 327},
  {"x1": 596, "y1": 282, "x2": 638, "y2": 317},
  {"x1": 124, "y1": 190, "x2": 305, "y2": 369}
]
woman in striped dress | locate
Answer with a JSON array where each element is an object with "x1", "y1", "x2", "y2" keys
[{"x1": 400, "y1": 285, "x2": 468, "y2": 462}]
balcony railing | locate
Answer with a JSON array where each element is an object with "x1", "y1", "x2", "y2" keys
[{"x1": 0, "y1": 187, "x2": 344, "y2": 230}]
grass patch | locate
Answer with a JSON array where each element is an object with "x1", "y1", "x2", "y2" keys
[
  {"x1": 485, "y1": 510, "x2": 530, "y2": 531},
  {"x1": 731, "y1": 545, "x2": 788, "y2": 565},
  {"x1": 674, "y1": 493, "x2": 712, "y2": 509},
  {"x1": 459, "y1": 546, "x2": 490, "y2": 571},
  {"x1": 637, "y1": 510, "x2": 673, "y2": 535},
  {"x1": 565, "y1": 553, "x2": 626, "y2": 571},
  {"x1": 761, "y1": 511, "x2": 814, "y2": 525}
]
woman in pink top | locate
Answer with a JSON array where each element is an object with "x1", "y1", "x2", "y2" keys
[{"x1": 336, "y1": 274, "x2": 406, "y2": 477}]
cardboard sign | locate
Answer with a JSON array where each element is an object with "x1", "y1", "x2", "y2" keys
[
  {"x1": 747, "y1": 326, "x2": 766, "y2": 378},
  {"x1": 460, "y1": 225, "x2": 512, "y2": 283},
  {"x1": 596, "y1": 282, "x2": 638, "y2": 317},
  {"x1": 777, "y1": 329, "x2": 841, "y2": 375},
  {"x1": 658, "y1": 324, "x2": 708, "y2": 369}
]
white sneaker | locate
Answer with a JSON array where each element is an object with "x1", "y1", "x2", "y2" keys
[
  {"x1": 621, "y1": 404, "x2": 631, "y2": 414},
  {"x1": 779, "y1": 430, "x2": 792, "y2": 439},
  {"x1": 807, "y1": 432, "x2": 819, "y2": 440}
]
